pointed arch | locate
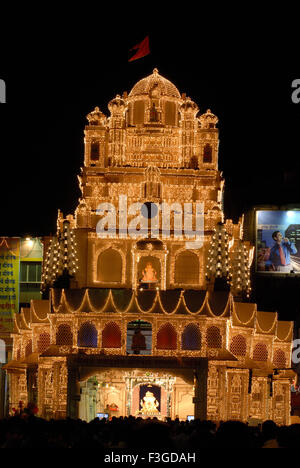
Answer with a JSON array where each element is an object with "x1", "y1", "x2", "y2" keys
[
  {"x1": 102, "y1": 322, "x2": 121, "y2": 348},
  {"x1": 157, "y1": 323, "x2": 177, "y2": 350},
  {"x1": 78, "y1": 322, "x2": 98, "y2": 348},
  {"x1": 56, "y1": 324, "x2": 73, "y2": 345},
  {"x1": 273, "y1": 349, "x2": 286, "y2": 368},
  {"x1": 181, "y1": 323, "x2": 201, "y2": 350},
  {"x1": 37, "y1": 332, "x2": 50, "y2": 353},
  {"x1": 96, "y1": 247, "x2": 123, "y2": 283},
  {"x1": 253, "y1": 342, "x2": 268, "y2": 362},
  {"x1": 174, "y1": 249, "x2": 199, "y2": 285},
  {"x1": 206, "y1": 326, "x2": 222, "y2": 349},
  {"x1": 230, "y1": 334, "x2": 247, "y2": 357}
]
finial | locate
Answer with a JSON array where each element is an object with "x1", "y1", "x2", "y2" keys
[{"x1": 153, "y1": 68, "x2": 158, "y2": 75}]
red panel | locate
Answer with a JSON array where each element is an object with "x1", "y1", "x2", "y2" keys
[
  {"x1": 102, "y1": 322, "x2": 121, "y2": 348},
  {"x1": 157, "y1": 323, "x2": 177, "y2": 350}
]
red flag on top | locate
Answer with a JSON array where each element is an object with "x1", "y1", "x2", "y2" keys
[{"x1": 129, "y1": 36, "x2": 150, "y2": 62}]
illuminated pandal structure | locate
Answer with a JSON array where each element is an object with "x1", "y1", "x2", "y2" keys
[{"x1": 5, "y1": 69, "x2": 295, "y2": 424}]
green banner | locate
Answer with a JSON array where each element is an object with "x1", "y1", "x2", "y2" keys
[{"x1": 0, "y1": 237, "x2": 20, "y2": 332}]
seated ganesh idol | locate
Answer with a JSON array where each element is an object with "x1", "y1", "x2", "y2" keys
[
  {"x1": 141, "y1": 262, "x2": 158, "y2": 284},
  {"x1": 139, "y1": 391, "x2": 160, "y2": 416}
]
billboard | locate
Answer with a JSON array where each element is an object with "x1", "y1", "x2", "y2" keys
[
  {"x1": 256, "y1": 210, "x2": 300, "y2": 273},
  {"x1": 0, "y1": 237, "x2": 20, "y2": 332}
]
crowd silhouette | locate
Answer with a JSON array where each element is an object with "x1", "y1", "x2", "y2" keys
[{"x1": 0, "y1": 414, "x2": 300, "y2": 448}]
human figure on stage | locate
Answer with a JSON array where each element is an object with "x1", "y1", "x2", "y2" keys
[{"x1": 131, "y1": 329, "x2": 146, "y2": 354}]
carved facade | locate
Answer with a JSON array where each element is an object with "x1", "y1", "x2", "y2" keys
[{"x1": 5, "y1": 69, "x2": 295, "y2": 424}]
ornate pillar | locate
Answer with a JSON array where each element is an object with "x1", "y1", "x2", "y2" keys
[
  {"x1": 207, "y1": 364, "x2": 222, "y2": 421},
  {"x1": 53, "y1": 360, "x2": 68, "y2": 419},
  {"x1": 38, "y1": 362, "x2": 55, "y2": 420},
  {"x1": 225, "y1": 369, "x2": 249, "y2": 422},
  {"x1": 193, "y1": 362, "x2": 208, "y2": 420},
  {"x1": 271, "y1": 379, "x2": 291, "y2": 426},
  {"x1": 248, "y1": 376, "x2": 269, "y2": 421},
  {"x1": 7, "y1": 371, "x2": 27, "y2": 415}
]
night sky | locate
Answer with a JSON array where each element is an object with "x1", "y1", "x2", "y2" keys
[
  {"x1": 1, "y1": 15, "x2": 300, "y2": 319},
  {"x1": 1, "y1": 17, "x2": 299, "y2": 237}
]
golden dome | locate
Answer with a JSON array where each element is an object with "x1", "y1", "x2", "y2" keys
[{"x1": 128, "y1": 68, "x2": 181, "y2": 99}]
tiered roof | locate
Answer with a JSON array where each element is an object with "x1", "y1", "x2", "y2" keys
[{"x1": 12, "y1": 289, "x2": 293, "y2": 344}]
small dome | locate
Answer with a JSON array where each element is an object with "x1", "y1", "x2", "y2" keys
[
  {"x1": 129, "y1": 68, "x2": 181, "y2": 99},
  {"x1": 86, "y1": 106, "x2": 106, "y2": 125},
  {"x1": 108, "y1": 94, "x2": 126, "y2": 113},
  {"x1": 199, "y1": 109, "x2": 218, "y2": 128},
  {"x1": 180, "y1": 96, "x2": 198, "y2": 114}
]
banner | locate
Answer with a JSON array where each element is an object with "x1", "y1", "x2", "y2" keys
[{"x1": 0, "y1": 237, "x2": 20, "y2": 332}]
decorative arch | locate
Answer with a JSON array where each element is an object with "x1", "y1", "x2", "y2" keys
[
  {"x1": 78, "y1": 322, "x2": 98, "y2": 348},
  {"x1": 94, "y1": 244, "x2": 125, "y2": 284},
  {"x1": 230, "y1": 334, "x2": 247, "y2": 357},
  {"x1": 102, "y1": 322, "x2": 122, "y2": 348},
  {"x1": 157, "y1": 323, "x2": 177, "y2": 350},
  {"x1": 181, "y1": 323, "x2": 201, "y2": 350},
  {"x1": 253, "y1": 342, "x2": 268, "y2": 362},
  {"x1": 273, "y1": 349, "x2": 286, "y2": 368},
  {"x1": 37, "y1": 332, "x2": 50, "y2": 353},
  {"x1": 56, "y1": 324, "x2": 73, "y2": 345},
  {"x1": 97, "y1": 247, "x2": 123, "y2": 283},
  {"x1": 206, "y1": 326, "x2": 222, "y2": 349},
  {"x1": 203, "y1": 143, "x2": 212, "y2": 163},
  {"x1": 174, "y1": 249, "x2": 199, "y2": 285}
]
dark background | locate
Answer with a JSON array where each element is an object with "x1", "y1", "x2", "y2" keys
[{"x1": 1, "y1": 13, "x2": 300, "y2": 322}]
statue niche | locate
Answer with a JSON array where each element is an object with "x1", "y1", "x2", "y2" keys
[
  {"x1": 142, "y1": 263, "x2": 157, "y2": 283},
  {"x1": 138, "y1": 384, "x2": 161, "y2": 416},
  {"x1": 140, "y1": 391, "x2": 159, "y2": 414},
  {"x1": 137, "y1": 256, "x2": 161, "y2": 290}
]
